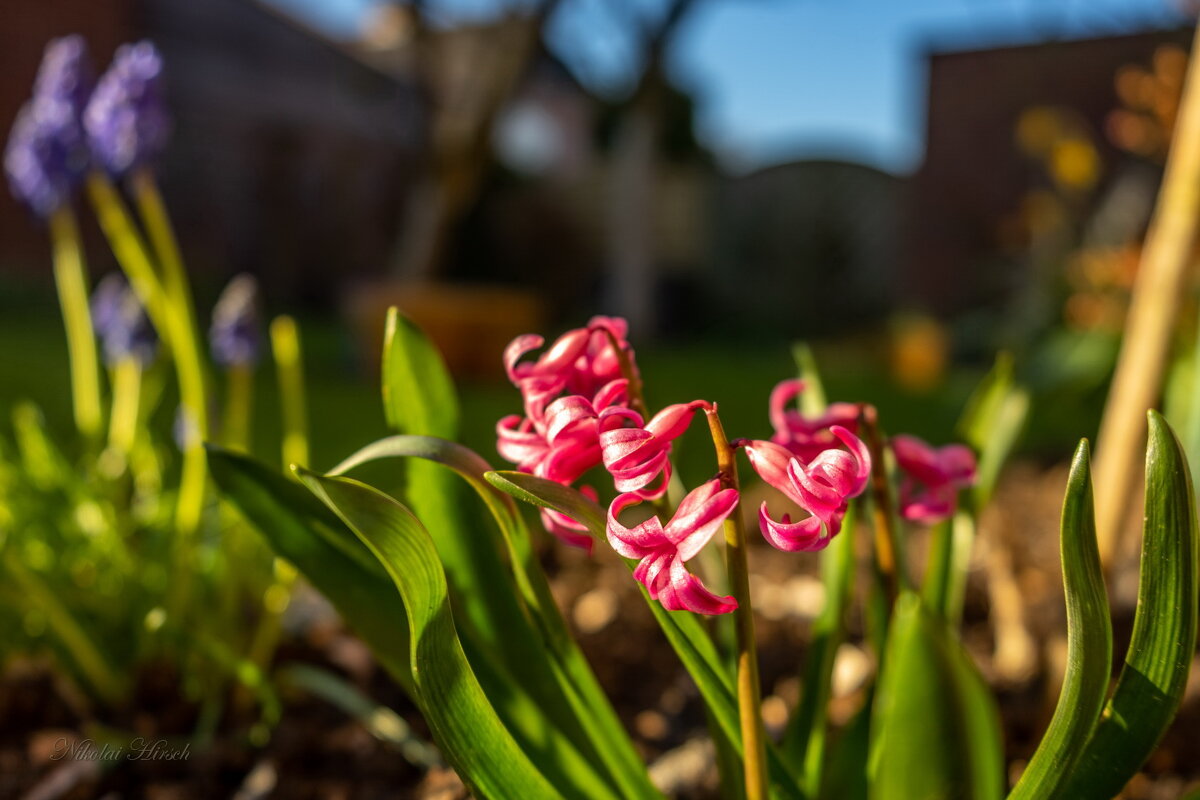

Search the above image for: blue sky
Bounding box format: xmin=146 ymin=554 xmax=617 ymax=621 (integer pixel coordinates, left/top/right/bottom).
xmin=267 ymin=0 xmax=1187 ymax=173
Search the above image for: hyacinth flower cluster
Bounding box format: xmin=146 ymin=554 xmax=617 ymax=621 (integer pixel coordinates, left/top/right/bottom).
xmin=91 ymin=273 xmax=158 ymax=367
xmin=497 ymin=318 xmax=880 ymax=615
xmin=5 ymin=36 xmax=169 ymax=220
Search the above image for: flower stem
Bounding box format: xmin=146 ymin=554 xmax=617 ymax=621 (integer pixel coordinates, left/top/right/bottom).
xmin=86 ymin=170 xmax=209 ymax=623
xmin=860 ymin=404 xmax=906 ymax=605
xmin=705 ymin=406 xmax=768 ymax=800
xmin=270 ymin=316 xmax=309 ymax=470
xmin=240 ymin=317 xmax=309 ymax=702
xmin=221 ymin=363 xmax=254 ymax=453
xmin=107 ymin=357 xmax=142 ymax=456
xmin=48 ymin=207 xmax=102 ymax=442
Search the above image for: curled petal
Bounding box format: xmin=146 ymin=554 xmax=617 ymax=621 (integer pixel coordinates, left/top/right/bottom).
xmin=758 ymin=503 xmax=839 ymax=552
xmin=539 ymin=438 xmax=602 ymax=486
xmin=544 ymin=395 xmax=599 ymax=443
xmin=496 ymin=415 xmax=546 ymax=470
xmin=541 ymin=507 xmax=594 ymax=552
xmin=830 ymin=425 xmax=872 ymax=495
xmin=591 ymin=378 xmax=629 ymax=413
xmin=633 ymin=461 xmax=671 ymax=501
xmin=540 ymin=328 xmax=591 ymax=374
xmin=769 ymin=379 xmax=804 ymax=435
xmin=644 ymin=400 xmax=708 ymax=441
xmin=744 ymin=439 xmax=804 ymax=503
xmin=938 ymin=444 xmax=978 ymax=485
xmin=606 ymin=493 xmax=666 ymax=559
xmin=666 ymin=479 xmax=739 ymax=560
xmin=657 ymin=557 xmax=736 ymax=615
xmin=504 ymin=334 xmax=544 ymax=383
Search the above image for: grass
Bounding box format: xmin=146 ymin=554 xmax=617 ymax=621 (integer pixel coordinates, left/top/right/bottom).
xmin=0 ymin=292 xmax=980 ymax=490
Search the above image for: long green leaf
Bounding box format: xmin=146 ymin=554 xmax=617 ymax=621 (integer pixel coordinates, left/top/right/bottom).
xmin=1061 ymin=411 xmax=1199 ymax=798
xmin=485 ymin=469 xmax=807 ymax=800
xmin=378 ymin=313 xmax=641 ymax=794
xmin=331 ymin=435 xmax=660 ymax=799
xmin=781 ymin=502 xmax=856 ymax=797
xmin=297 ymin=469 xmax=561 ymax=799
xmin=207 ymin=445 xmax=414 ymax=695
xmin=1009 ymin=440 xmax=1111 ymax=800
xmin=211 ymin=446 xmax=625 ymax=798
xmin=869 ymin=592 xmax=1003 ymax=800
xmin=783 ymin=343 xmax=854 ymax=796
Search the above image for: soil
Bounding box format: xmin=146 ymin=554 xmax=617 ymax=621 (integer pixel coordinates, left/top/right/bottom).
xmin=4 ymin=460 xmax=1199 ymax=799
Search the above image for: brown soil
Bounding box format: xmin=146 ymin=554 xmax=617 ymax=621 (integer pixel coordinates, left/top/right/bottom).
xmin=4 ymin=461 xmax=1199 ymax=799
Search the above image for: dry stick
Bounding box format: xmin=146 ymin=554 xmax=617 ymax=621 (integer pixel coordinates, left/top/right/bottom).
xmin=1094 ymin=20 xmax=1200 ymax=570
xmin=705 ymin=407 xmax=769 ymax=800
xmin=860 ymin=405 xmax=905 ymax=604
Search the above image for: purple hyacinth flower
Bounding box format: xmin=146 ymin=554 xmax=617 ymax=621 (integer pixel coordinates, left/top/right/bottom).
xmin=91 ymin=273 xmax=157 ymax=366
xmin=34 ymin=35 xmax=95 ymax=114
xmin=210 ymin=274 xmax=261 ymax=368
xmin=84 ymin=41 xmax=171 ymax=176
xmin=5 ymin=97 xmax=90 ymax=218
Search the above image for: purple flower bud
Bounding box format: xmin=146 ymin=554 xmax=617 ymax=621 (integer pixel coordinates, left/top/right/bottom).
xmin=210 ymin=274 xmax=262 ymax=368
xmin=91 ymin=273 xmax=157 ymax=366
xmin=34 ymin=36 xmax=95 ymax=115
xmin=4 ymin=97 xmax=90 ymax=218
xmin=84 ymin=41 xmax=170 ymax=175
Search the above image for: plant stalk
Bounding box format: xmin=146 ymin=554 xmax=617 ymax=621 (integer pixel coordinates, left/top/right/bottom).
xmin=860 ymin=404 xmax=906 ymax=604
xmin=48 ymin=207 xmax=103 ymax=441
xmin=107 ymin=357 xmax=142 ymax=456
xmin=86 ymin=171 xmax=209 ymax=621
xmin=705 ymin=406 xmax=768 ymax=800
xmin=1093 ymin=20 xmax=1200 ymax=570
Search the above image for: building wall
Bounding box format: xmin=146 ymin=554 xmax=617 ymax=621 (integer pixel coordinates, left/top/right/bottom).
xmin=0 ymin=0 xmax=136 ymax=275
xmin=2 ymin=0 xmax=423 ymax=306
xmin=905 ymin=27 xmax=1192 ymax=317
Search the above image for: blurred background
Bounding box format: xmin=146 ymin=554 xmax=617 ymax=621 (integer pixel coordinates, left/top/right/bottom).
xmin=1 ymin=0 xmax=1198 ymax=471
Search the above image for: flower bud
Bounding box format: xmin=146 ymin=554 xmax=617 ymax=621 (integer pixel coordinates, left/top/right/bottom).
xmin=84 ymin=41 xmax=170 ymax=175
xmin=209 ymin=274 xmax=261 ymax=368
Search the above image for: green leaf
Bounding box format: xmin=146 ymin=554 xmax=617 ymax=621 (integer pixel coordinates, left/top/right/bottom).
xmin=957 ymin=352 xmax=1029 ymax=507
xmin=485 ymin=469 xmax=806 ymax=800
xmin=869 ymin=592 xmax=1003 ymax=800
xmin=381 ymin=307 xmax=458 ymax=439
xmin=331 ymin=435 xmax=660 ymax=799
xmin=1060 ymin=411 xmax=1199 ymax=798
xmin=791 ymin=342 xmax=828 ymax=413
xmin=1009 ymin=440 xmax=1111 ymax=800
xmin=212 ymin=446 xmax=627 ymax=798
xmin=296 ymin=469 xmax=561 ymax=799
xmin=206 ymin=446 xmax=415 ymax=695
xmin=781 ymin=502 xmax=856 ymax=797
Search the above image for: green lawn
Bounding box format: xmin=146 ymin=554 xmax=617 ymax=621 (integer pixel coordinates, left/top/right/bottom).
xmin=0 ymin=294 xmax=979 ymax=489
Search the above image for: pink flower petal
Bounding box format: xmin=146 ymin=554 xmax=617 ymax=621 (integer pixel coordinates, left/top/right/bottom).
xmin=666 ymin=480 xmax=738 ymax=561
xmin=758 ymin=503 xmax=837 ymax=552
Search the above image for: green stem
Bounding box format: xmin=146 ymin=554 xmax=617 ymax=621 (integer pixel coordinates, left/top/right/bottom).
xmin=221 ymin=364 xmax=254 ymax=453
xmin=107 ymin=357 xmax=142 ymax=456
xmin=705 ymin=406 xmax=768 ymax=800
xmin=240 ymin=317 xmax=310 ymax=700
xmin=48 ymin=208 xmax=103 ymax=441
xmin=860 ymin=404 xmax=907 ymax=605
xmin=86 ymin=170 xmax=209 ymax=622
xmin=5 ymin=552 xmax=126 ymax=705
xmin=270 ymin=316 xmax=309 ymax=470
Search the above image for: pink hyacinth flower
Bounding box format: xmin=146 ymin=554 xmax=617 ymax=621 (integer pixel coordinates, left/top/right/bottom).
xmin=891 ymin=435 xmax=976 ymax=524
xmin=599 ymin=400 xmax=709 ymax=500
xmin=768 ymin=379 xmax=862 ymax=463
xmin=496 ymin=379 xmax=629 ymax=550
xmin=744 ymin=425 xmax=871 ymax=552
xmin=504 ymin=316 xmax=636 ymax=422
xmin=607 ymin=480 xmax=738 ymax=615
